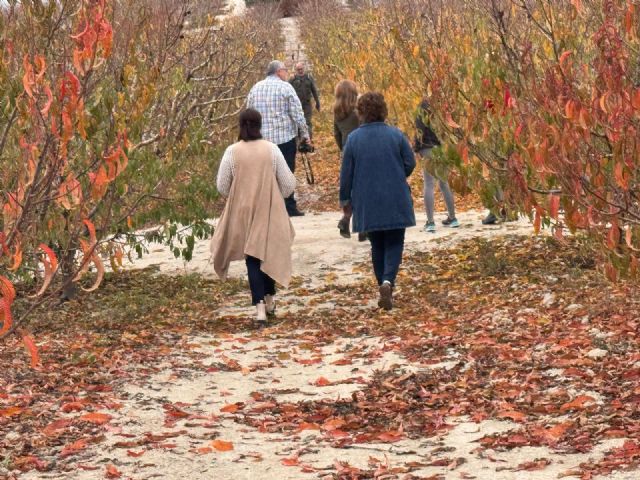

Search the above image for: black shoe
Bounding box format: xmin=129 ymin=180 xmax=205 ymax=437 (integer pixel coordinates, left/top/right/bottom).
xmin=482 ymin=212 xmax=498 ymax=225
xmin=442 ymin=216 xmax=460 ymax=227
xmin=338 ymin=218 xmax=351 ymax=238
xmin=358 ymin=232 xmax=368 ymax=242
xmin=288 ymin=209 xmax=305 ymax=217
xmin=378 ymin=281 xmax=393 ymax=310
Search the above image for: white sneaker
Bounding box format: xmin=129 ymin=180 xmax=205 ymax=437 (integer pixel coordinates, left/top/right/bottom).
xmin=256 ymin=301 xmax=267 ymax=323
xmin=264 ymin=295 xmax=275 ymax=316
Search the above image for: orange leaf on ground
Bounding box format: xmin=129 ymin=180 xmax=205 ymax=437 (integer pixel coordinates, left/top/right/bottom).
xmin=298 ymin=422 xmax=320 ymax=432
xmin=80 ymin=412 xmax=113 ymax=424
xmin=126 ymin=450 xmax=145 ymax=457
xmin=211 ymin=439 xmax=234 ymax=451
xmin=220 ymin=403 xmax=240 ymax=413
xmin=61 ymin=401 xmax=86 ymax=413
xmin=560 ymin=395 xmax=595 ymax=412
xmin=60 ymin=438 xmax=87 ymax=458
xmin=377 ymin=430 xmax=404 ymax=442
xmin=43 ymin=419 xmax=72 ymax=436
xmin=281 ymin=456 xmax=299 ymax=466
xmin=497 ymin=410 xmax=527 ymax=422
xmin=105 ymin=464 xmax=121 ymax=478
xmin=314 ymin=376 xmax=331 ymax=386
xmin=0 ymin=406 xmax=24 ymax=417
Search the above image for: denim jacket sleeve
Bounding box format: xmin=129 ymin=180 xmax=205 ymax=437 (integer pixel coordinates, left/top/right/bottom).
xmin=400 ymin=133 xmax=416 ymax=177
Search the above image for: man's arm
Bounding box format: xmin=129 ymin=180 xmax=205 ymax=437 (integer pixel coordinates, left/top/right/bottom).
xmin=310 ymin=75 xmax=320 ymax=110
xmin=286 ymin=84 xmax=310 ymax=141
xmin=246 ymin=86 xmax=256 ymax=109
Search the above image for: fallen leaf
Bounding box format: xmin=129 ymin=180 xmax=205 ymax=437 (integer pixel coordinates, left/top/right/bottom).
xmin=314 ymin=376 xmax=331 ymax=386
xmin=560 ymin=395 xmax=595 ymax=412
xmin=80 ymin=412 xmax=113 ymax=424
xmin=211 ymin=439 xmax=234 ymax=452
xmin=281 ymin=456 xmax=299 ymax=466
xmin=105 ymin=464 xmax=121 ymax=478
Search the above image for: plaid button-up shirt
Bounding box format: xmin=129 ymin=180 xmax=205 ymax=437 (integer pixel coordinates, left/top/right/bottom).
xmin=246 ymin=75 xmax=309 ymax=145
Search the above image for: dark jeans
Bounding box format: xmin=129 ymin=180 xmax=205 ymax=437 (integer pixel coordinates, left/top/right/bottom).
xmin=277 ymin=138 xmax=298 ymax=213
xmin=368 ymin=229 xmax=406 ymax=286
xmin=245 ymin=256 xmax=276 ymax=305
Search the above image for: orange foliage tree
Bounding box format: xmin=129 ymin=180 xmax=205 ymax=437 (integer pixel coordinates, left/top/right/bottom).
xmin=0 ymin=0 xmax=277 ymax=361
xmin=300 ymin=0 xmax=640 ymax=280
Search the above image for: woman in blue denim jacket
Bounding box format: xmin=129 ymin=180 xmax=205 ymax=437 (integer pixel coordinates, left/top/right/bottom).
xmin=339 ymin=92 xmax=416 ymax=310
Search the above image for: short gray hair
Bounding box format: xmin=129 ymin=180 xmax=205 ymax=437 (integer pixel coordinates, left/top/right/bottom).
xmin=267 ymin=60 xmax=286 ymax=76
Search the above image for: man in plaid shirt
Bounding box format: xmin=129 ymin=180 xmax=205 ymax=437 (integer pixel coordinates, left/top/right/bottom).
xmin=247 ymin=60 xmax=310 ymax=217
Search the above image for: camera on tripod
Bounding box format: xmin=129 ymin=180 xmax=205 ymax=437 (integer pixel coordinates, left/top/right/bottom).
xmin=298 ymin=141 xmax=315 ymax=153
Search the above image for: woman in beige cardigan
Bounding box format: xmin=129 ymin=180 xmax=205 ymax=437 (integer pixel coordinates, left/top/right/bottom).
xmin=210 ymin=108 xmax=296 ymax=325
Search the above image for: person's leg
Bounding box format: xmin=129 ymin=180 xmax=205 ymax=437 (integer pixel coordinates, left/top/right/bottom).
xmin=263 ymin=272 xmax=276 ymax=315
xmin=423 ymin=171 xmax=436 ymax=227
xmin=277 ymin=139 xmax=300 ymax=215
xmin=438 ymin=178 xmax=456 ymax=220
xmin=245 ymin=256 xmax=266 ymax=305
xmin=367 ymin=230 xmax=385 ymax=286
xmin=382 ymin=228 xmax=406 ymax=286
xmin=303 ymin=107 xmax=313 ymax=140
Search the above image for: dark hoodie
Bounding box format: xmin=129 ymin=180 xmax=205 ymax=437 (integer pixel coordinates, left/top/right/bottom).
xmin=413 ymin=99 xmax=441 ymax=151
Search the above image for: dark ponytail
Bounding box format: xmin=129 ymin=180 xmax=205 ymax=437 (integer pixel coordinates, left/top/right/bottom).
xmin=238 ymin=108 xmax=263 ymax=141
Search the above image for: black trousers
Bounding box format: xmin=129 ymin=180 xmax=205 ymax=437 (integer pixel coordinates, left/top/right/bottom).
xmin=367 ymin=229 xmax=406 ymax=286
xmin=245 ymin=256 xmax=276 ymax=305
xmin=277 ymin=138 xmax=298 ymax=213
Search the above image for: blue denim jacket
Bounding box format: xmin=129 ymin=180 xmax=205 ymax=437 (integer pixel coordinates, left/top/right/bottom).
xmin=339 ymin=122 xmax=416 ymax=232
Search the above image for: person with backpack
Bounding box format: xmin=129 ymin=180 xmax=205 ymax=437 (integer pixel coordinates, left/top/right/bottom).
xmin=414 ymin=98 xmax=459 ymax=232
xmin=333 ymin=79 xmax=366 ymax=242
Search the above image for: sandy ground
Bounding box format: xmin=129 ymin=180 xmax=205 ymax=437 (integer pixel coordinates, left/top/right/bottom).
xmin=24 ymin=210 xmax=623 ymax=480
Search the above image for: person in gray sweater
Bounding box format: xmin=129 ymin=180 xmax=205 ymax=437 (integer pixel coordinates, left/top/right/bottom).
xmin=333 ymin=80 xmax=365 ymax=241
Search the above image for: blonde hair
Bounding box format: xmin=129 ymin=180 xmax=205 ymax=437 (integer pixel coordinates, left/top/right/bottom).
xmin=333 ymin=80 xmax=358 ymax=121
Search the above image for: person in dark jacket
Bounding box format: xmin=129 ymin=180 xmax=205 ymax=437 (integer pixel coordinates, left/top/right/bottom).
xmin=414 ymin=98 xmax=458 ymax=232
xmin=289 ymin=62 xmax=320 ymax=140
xmin=333 ymin=79 xmax=365 ymax=241
xmin=340 ymin=92 xmax=416 ymax=310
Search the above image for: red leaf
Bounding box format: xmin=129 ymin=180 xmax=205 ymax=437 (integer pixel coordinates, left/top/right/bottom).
xmin=549 ymin=194 xmax=560 ymax=220
xmin=80 ymin=412 xmax=112 ymax=424
xmin=314 ymin=376 xmax=331 ymax=386
xmin=126 ymin=450 xmax=145 ymax=457
xmin=61 ymin=401 xmax=85 ymax=413
xmin=105 ymin=464 xmax=122 ymax=478
xmin=43 ymin=419 xmax=73 ymax=436
xmin=60 ymin=439 xmax=88 ymax=458
xmin=497 ymin=410 xmax=527 ymax=422
xmin=32 ymin=244 xmax=58 ymax=297
xmin=281 ymin=456 xmax=299 ymax=466
xmin=0 ymin=276 xmax=16 ymax=336
xmin=377 ymin=430 xmax=404 ymax=442
xmin=21 ymin=333 xmax=40 ymax=368
xmin=560 ymin=395 xmax=595 ymax=412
